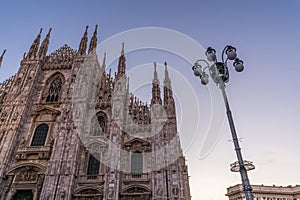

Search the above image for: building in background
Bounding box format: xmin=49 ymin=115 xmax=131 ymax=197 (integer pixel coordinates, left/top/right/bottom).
xmin=226 ymin=184 xmax=300 ymax=200
xmin=0 ymin=26 xmax=191 ymax=200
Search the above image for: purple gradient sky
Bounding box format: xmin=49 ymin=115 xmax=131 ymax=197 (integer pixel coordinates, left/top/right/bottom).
xmin=1 ymin=1 xmax=300 ymax=199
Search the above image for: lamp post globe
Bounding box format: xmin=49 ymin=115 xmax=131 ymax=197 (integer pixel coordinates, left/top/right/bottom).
xmin=225 ymin=46 xmax=237 ymax=60
xmin=200 ymin=73 xmax=209 ymax=85
xmin=193 ymin=65 xmax=202 ymax=76
xmin=234 ymin=58 xmax=245 ymax=72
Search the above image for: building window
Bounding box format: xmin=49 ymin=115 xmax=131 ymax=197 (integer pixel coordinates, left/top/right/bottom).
xmin=46 ymin=76 xmax=63 ymax=102
xmin=31 ymin=124 xmax=49 ymax=146
xmin=87 ymin=153 xmax=100 ymax=176
xmin=98 ymin=116 xmax=106 ymax=133
xmin=131 ymin=151 xmax=143 ymax=174
xmin=13 ymin=190 xmax=33 ymax=200
xmin=90 ymin=115 xmax=106 ymax=136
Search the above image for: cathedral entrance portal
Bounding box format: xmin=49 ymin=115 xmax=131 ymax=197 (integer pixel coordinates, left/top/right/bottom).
xmin=13 ymin=190 xmax=33 ymax=200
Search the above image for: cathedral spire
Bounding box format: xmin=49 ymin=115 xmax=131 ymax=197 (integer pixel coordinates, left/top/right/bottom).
xmin=164 ymin=62 xmax=171 ymax=88
xmin=27 ymin=28 xmax=42 ymax=59
xmin=100 ymin=53 xmax=107 ymax=87
xmin=102 ymin=52 xmax=106 ymax=69
xmin=100 ymin=52 xmax=106 ymax=80
xmin=151 ymin=62 xmax=162 ymax=105
xmin=121 ymin=42 xmax=125 ymax=56
xmin=0 ymin=49 xmax=6 ymax=68
xmin=163 ymin=62 xmax=175 ymax=106
xmin=127 ymin=77 xmax=130 ymax=91
xmin=116 ymin=42 xmax=126 ymax=79
xmin=153 ymin=62 xmax=159 ymax=84
xmin=78 ymin=26 xmax=89 ymax=56
xmin=38 ymin=28 xmax=52 ymax=60
xmin=88 ymin=25 xmax=98 ymax=54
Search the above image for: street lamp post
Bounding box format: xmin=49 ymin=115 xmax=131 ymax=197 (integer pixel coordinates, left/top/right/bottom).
xmin=192 ymin=46 xmax=255 ymax=200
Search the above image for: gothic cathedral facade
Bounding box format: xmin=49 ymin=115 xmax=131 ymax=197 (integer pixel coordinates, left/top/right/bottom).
xmin=0 ymin=26 xmax=191 ymax=200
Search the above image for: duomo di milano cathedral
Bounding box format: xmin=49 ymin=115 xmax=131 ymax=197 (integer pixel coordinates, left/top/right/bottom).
xmin=0 ymin=25 xmax=191 ymax=200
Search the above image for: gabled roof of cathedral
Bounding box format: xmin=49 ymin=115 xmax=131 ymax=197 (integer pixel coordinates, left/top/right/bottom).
xmin=46 ymin=44 xmax=76 ymax=65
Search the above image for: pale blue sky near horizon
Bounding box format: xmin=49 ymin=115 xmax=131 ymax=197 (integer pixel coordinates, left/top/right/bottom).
xmin=1 ymin=1 xmax=300 ymax=199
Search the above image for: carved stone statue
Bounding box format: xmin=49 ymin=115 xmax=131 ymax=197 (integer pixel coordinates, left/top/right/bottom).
xmin=20 ymin=136 xmax=26 ymax=147
xmin=48 ymin=136 xmax=54 ymax=146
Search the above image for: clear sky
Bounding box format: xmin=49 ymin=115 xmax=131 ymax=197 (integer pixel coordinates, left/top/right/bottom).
xmin=1 ymin=1 xmax=300 ymax=199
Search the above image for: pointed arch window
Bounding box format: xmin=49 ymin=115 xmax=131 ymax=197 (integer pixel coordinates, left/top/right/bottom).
xmin=46 ymin=76 xmax=63 ymax=102
xmin=90 ymin=115 xmax=106 ymax=136
xmin=31 ymin=124 xmax=49 ymax=146
xmin=131 ymin=151 xmax=143 ymax=174
xmin=87 ymin=153 xmax=100 ymax=176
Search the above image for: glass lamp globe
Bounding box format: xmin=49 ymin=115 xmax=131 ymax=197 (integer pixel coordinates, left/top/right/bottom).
xmin=226 ymin=46 xmax=237 ymax=60
xmin=200 ymin=73 xmax=209 ymax=85
xmin=207 ymin=53 xmax=216 ymax=62
xmin=206 ymin=47 xmax=217 ymax=62
xmin=233 ymin=59 xmax=244 ymax=72
xmin=235 ymin=63 xmax=244 ymax=72
xmin=193 ymin=65 xmax=202 ymax=76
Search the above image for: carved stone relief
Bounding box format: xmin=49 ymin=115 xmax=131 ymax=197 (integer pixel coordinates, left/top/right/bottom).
xmin=15 ymin=170 xmax=38 ymax=182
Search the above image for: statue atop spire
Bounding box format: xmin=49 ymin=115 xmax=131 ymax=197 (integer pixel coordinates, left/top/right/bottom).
xmin=88 ymin=25 xmax=98 ymax=54
xmin=27 ymin=28 xmax=42 ymax=59
xmin=38 ymin=28 xmax=52 ymax=60
xmin=0 ymin=49 xmax=6 ymax=68
xmin=151 ymin=62 xmax=162 ymax=105
xmin=78 ymin=26 xmax=89 ymax=56
xmin=116 ymin=42 xmax=126 ymax=79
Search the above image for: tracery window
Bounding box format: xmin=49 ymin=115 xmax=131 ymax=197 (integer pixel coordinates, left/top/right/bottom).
xmin=31 ymin=124 xmax=49 ymax=146
xmin=87 ymin=153 xmax=100 ymax=176
xmin=131 ymin=151 xmax=143 ymax=174
xmin=46 ymin=76 xmax=63 ymax=102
